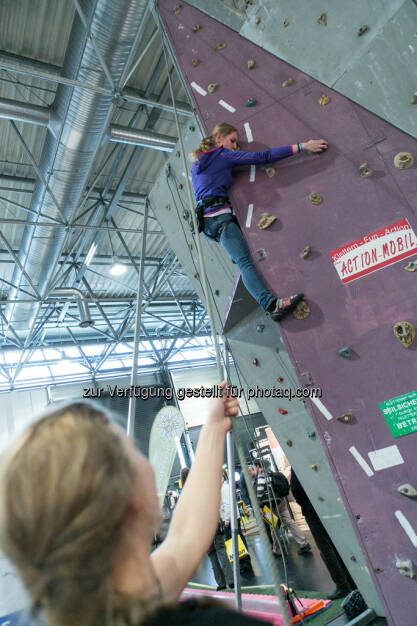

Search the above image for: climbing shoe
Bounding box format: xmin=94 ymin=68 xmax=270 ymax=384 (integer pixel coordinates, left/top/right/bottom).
xmin=269 ymin=294 xmax=304 ymax=322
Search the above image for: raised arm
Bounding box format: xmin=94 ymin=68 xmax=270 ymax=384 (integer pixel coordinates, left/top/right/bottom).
xmin=220 ymin=138 xmax=328 ymax=167
xmin=151 ymin=382 xmax=238 ymax=600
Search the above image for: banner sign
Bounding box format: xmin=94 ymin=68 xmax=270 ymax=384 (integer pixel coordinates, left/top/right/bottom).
xmin=379 ymin=390 xmax=417 ymax=438
xmin=330 ymin=219 xmax=417 ymax=284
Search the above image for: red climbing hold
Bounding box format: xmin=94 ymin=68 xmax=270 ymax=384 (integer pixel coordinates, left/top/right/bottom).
xmin=276 ymin=377 xmax=284 ymax=382
xmin=278 ymin=408 xmax=288 ymax=415
xmin=178 ymin=184 xmax=183 ymax=189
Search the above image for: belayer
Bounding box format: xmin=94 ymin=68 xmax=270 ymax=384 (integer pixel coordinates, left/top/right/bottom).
xmin=190 ymin=123 xmax=327 ymax=321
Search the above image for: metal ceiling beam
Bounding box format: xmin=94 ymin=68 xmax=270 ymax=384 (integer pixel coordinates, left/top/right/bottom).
xmin=0 ymin=56 xmax=193 ymax=117
xmin=0 ymin=173 xmax=148 ymax=205
xmin=0 ymin=218 xmax=163 ymax=234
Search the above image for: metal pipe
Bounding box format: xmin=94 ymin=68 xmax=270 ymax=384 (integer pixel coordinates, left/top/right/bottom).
xmin=108 ymin=125 xmax=177 ymax=151
xmin=127 ymin=200 xmax=149 ymax=437
xmin=0 ymin=97 xmax=50 ymax=127
xmin=48 ymin=288 xmax=94 ymax=328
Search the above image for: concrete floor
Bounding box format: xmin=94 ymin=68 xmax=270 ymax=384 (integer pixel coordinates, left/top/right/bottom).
xmin=192 ymin=529 xmax=336 ymax=595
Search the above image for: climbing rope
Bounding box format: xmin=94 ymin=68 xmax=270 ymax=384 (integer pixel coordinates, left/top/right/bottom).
xmin=152 ymin=9 xmax=293 ymax=624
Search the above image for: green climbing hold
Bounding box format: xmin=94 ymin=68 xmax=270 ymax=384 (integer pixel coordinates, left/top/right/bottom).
xmin=189 ymin=125 xmax=195 ymax=132
xmin=183 ymin=209 xmax=190 ymax=221
xmin=246 ymin=98 xmax=257 ymax=107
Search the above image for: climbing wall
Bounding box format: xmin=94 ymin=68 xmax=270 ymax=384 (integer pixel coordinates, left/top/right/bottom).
xmin=157 ymin=2 xmax=417 ymax=624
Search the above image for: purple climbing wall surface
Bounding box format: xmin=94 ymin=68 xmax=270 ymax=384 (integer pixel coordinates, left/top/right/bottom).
xmin=158 ymin=3 xmax=417 ymax=624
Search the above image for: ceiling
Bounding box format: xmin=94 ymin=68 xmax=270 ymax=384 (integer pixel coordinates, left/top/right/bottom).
xmin=0 ymin=0 xmax=218 ymax=391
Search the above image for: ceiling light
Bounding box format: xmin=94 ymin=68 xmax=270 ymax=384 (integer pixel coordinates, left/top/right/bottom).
xmin=110 ymin=259 xmax=127 ymax=276
xmin=84 ymin=243 xmax=97 ymax=266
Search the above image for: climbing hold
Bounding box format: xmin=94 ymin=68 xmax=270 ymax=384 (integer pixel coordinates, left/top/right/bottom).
xmin=256 ymin=324 xmax=265 ymax=333
xmin=256 ymin=248 xmax=267 ymax=261
xmin=253 ymin=358 xmax=259 ymax=366
xmin=178 ymin=183 xmax=183 ymax=190
xmin=311 ymin=464 xmax=318 ymax=471
xmin=215 ymin=42 xmax=226 ymax=51
xmin=192 ymin=24 xmax=202 ymax=32
xmin=215 ymin=289 xmax=220 ymax=296
xmin=166 ymin=204 xmax=171 ymax=211
xmin=359 ymin=163 xmax=373 ymax=178
xmin=188 ymin=243 xmax=193 ymax=250
xmin=276 ymin=377 xmax=284 ymax=382
xmin=245 ymin=97 xmax=257 ymax=107
xmin=173 ymin=4 xmax=182 ymax=14
xmin=309 ymin=192 xmax=322 ymax=205
xmin=318 ymin=13 xmax=327 ymax=26
xmin=191 ymin=58 xmax=200 ymax=67
xmin=404 ymin=261 xmax=417 ymax=272
xmin=189 ymin=125 xmax=195 ymax=132
xmin=398 ymin=483 xmax=417 ymax=498
xmin=247 ymin=59 xmax=255 ymax=70
xmin=207 ymin=83 xmax=219 ymax=94
xmin=350 ymin=556 xmax=357 ymax=562
xmin=393 ymin=152 xmax=414 ymax=169
xmin=337 ymin=413 xmax=355 ymax=424
xmin=281 ymin=78 xmax=294 ymax=88
xmin=318 ymin=496 xmax=324 ymax=502
xmin=278 ymin=408 xmax=288 ymax=415
xmin=358 ymin=25 xmax=370 ymax=36
xmin=318 ymin=94 xmax=330 ymax=106
xmin=338 ymin=346 xmax=354 ymax=359
xmin=193 ymin=272 xmax=199 ymax=280
xmin=373 ymin=568 xmax=384 ymax=574
xmin=293 ymin=301 xmax=310 ymax=320
xmin=307 ymin=431 xmax=316 ymax=439
xmin=176 ymin=151 xmax=181 ymax=157
xmin=283 ymin=18 xmax=290 ymax=27
xmin=257 ymin=213 xmax=277 ymax=230
xmin=182 ymin=208 xmax=189 ymax=220
xmin=300 ymin=246 xmax=312 ymax=260
xmin=411 ymin=93 xmax=417 ymax=104
xmin=265 ymin=167 xmax=276 ymax=178
xmin=396 ymin=558 xmax=416 ymax=579
xmin=286 ymin=440 xmax=293 ymax=447
xmin=393 ymin=321 xmax=415 ymax=348
xmin=255 ymin=16 xmax=261 ymax=25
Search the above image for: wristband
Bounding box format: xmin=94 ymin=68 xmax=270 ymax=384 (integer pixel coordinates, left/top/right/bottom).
xmin=298 ymin=143 xmax=304 ymax=153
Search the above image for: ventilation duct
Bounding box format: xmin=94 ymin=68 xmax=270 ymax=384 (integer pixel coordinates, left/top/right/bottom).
xmin=5 ymin=0 xmax=149 ymax=333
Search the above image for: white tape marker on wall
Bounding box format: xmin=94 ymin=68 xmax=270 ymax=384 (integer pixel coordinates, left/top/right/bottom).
xmin=395 ymin=510 xmax=417 ymax=547
xmin=218 ymin=100 xmax=236 ymax=113
xmin=310 ymin=397 xmax=333 ymax=421
xmin=244 ymin=122 xmax=253 ymax=143
xmin=349 ymin=446 xmax=374 ymax=477
xmin=246 ymin=204 xmax=254 ymax=228
xmin=191 ymin=82 xmax=207 ymax=96
xmin=368 ymin=445 xmax=404 ymax=471
xmin=250 ymin=164 xmax=256 ymax=182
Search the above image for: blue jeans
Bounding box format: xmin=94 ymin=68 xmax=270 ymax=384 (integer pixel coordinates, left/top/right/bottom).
xmin=203 ymin=214 xmax=275 ymax=310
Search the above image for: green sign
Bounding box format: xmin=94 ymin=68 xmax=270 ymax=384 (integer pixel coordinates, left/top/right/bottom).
xmin=379 ymin=390 xmax=417 ymax=438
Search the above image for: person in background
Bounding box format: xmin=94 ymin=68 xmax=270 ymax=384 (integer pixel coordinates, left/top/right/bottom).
xmin=0 ymin=384 xmax=269 ymax=625
xmin=220 ymin=473 xmax=253 ymax=577
xmin=190 ymin=122 xmax=327 ymax=322
xmin=290 ymin=470 xmax=356 ymax=600
xmin=251 ymin=459 xmax=311 ymax=556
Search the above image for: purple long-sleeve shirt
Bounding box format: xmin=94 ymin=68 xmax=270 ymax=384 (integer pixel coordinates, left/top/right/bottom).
xmin=191 ymin=144 xmax=294 ymax=216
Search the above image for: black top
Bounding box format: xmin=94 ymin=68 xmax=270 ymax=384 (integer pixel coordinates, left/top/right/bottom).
xmin=143 ymin=599 xmax=268 ymax=625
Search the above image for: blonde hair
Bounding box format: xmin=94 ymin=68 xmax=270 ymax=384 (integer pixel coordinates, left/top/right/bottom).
xmin=0 ymin=402 xmax=144 ymax=626
xmin=190 ymin=122 xmax=237 ymax=161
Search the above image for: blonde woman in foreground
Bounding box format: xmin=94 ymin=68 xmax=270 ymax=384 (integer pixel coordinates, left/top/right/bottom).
xmin=0 ymin=383 xmax=268 ymax=626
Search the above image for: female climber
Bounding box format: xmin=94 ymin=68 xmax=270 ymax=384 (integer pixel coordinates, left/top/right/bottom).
xmin=190 ymin=122 xmax=328 ymax=321
xmin=0 ymin=387 xmax=268 ymax=625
